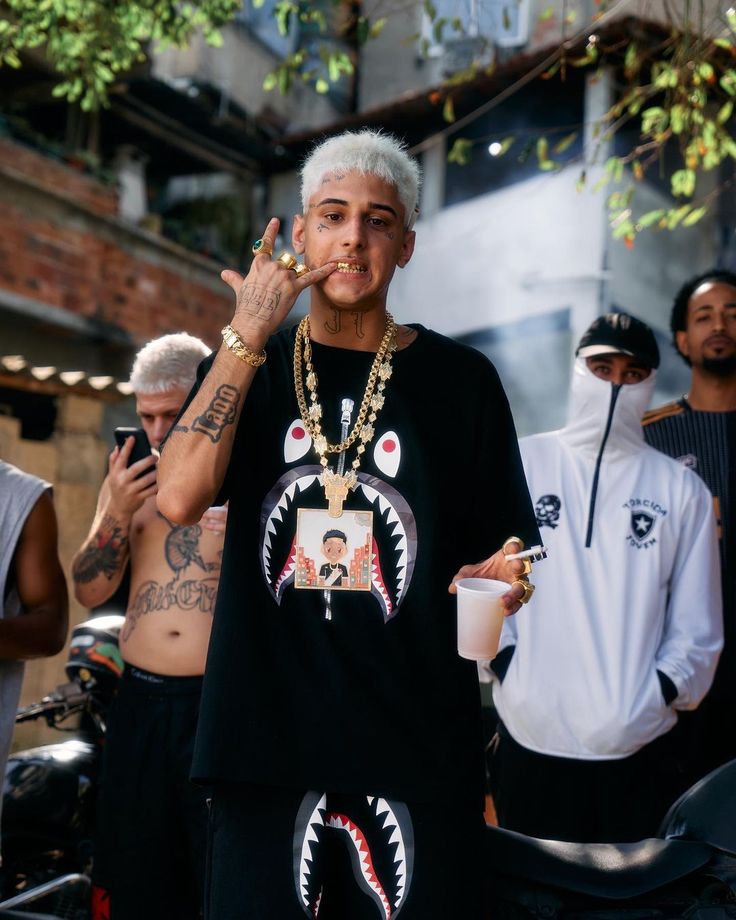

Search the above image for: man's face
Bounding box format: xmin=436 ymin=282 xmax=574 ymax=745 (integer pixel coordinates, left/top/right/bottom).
xmin=135 ymin=387 xmax=190 ymax=450
xmin=585 ymin=354 xmax=651 ymax=385
xmin=323 ymin=537 xmax=347 ymax=563
xmin=292 ymin=171 xmax=415 ymax=312
xmin=676 ymin=281 xmax=736 ymax=374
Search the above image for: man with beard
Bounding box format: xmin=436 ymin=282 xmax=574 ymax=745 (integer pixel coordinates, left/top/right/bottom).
xmin=643 ymin=270 xmax=736 ymax=777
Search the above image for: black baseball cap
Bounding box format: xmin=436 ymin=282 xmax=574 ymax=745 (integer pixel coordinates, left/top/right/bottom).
xmin=576 ymin=312 xmax=660 ymax=369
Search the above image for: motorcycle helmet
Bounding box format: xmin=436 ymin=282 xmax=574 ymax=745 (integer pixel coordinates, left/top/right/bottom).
xmin=65 ymin=614 xmax=125 ymax=699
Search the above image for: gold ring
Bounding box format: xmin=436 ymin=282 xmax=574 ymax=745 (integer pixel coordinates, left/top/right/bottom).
xmin=512 ymin=579 xmax=535 ymax=605
xmin=251 ymin=238 xmax=273 ymax=257
xmin=519 ymin=558 xmax=533 ymax=576
xmin=294 ymin=263 xmax=310 ymax=278
xmin=276 ymin=251 xmax=298 ymax=271
xmin=502 ymin=536 xmax=525 ymax=555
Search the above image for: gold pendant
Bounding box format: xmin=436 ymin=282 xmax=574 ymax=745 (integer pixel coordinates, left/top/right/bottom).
xmin=321 ymin=468 xmax=358 ymax=518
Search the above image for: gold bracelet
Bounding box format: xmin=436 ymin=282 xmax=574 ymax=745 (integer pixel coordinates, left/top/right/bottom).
xmin=221 ymin=325 xmax=267 ymax=367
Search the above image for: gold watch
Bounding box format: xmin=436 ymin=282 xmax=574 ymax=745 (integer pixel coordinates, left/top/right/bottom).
xmin=221 ymin=325 xmax=267 ymax=367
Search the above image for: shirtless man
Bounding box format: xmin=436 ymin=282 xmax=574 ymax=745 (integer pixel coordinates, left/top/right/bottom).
xmin=72 ymin=333 xmax=221 ymax=920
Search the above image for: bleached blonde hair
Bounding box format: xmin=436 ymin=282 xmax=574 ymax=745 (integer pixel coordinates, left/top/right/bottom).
xmin=300 ymin=129 xmax=421 ymax=229
xmin=128 ymin=333 xmax=210 ymax=394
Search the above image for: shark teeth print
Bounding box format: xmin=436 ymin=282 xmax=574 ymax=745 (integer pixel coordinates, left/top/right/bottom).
xmin=294 ymin=793 xmax=414 ymax=919
xmin=299 ymin=792 xmax=326 ymax=915
xmin=260 ymin=467 xmax=417 ymax=619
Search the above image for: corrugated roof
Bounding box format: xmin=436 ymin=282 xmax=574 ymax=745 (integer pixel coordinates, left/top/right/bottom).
xmin=0 ymin=355 xmax=132 ymax=399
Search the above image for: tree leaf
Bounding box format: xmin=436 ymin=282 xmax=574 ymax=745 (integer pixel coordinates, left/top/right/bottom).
xmin=682 ymin=206 xmax=708 ymax=226
xmin=553 ymin=131 xmax=577 ymax=154
xmin=447 ymin=138 xmax=473 ymax=165
xmin=637 ymin=209 xmax=665 ymax=228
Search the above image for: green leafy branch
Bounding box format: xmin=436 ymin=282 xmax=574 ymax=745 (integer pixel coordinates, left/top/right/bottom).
xmin=443 ymin=5 xmax=736 ymax=244
xmin=259 ymin=0 xmax=385 ymax=96
xmin=0 ymin=0 xmax=242 ymax=110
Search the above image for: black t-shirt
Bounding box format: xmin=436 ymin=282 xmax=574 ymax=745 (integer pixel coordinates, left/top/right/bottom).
xmin=188 ymin=324 xmax=538 ymax=805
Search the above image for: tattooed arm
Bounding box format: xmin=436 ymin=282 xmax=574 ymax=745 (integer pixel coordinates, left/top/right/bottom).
xmin=158 ymin=217 xmax=335 ymax=525
xmin=72 ymin=437 xmax=157 ymax=607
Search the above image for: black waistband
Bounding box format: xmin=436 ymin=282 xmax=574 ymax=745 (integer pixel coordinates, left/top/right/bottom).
xmin=122 ymin=665 xmax=203 ymax=695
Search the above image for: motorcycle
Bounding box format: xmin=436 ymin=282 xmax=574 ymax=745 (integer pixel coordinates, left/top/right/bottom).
xmin=0 ymin=615 xmax=124 ymax=920
xmin=485 ymin=756 xmax=736 ymax=918
xmin=2 ymin=617 xmax=734 ymax=920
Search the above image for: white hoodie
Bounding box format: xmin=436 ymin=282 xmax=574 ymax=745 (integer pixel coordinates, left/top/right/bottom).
xmin=492 ymin=359 xmax=723 ymax=760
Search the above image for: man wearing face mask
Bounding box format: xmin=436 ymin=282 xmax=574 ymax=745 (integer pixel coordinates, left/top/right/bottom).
xmin=488 ymin=312 xmax=723 ymax=844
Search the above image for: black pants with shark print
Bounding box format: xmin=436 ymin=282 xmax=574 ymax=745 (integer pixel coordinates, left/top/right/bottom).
xmin=204 ymin=783 xmax=485 ymax=919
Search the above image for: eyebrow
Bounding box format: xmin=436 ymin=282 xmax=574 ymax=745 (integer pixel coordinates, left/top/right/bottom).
xmin=313 ymin=198 xmax=399 ymax=219
xmin=693 ymin=301 xmax=736 ymax=311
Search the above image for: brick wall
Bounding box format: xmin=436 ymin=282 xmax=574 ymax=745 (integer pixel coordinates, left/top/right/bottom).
xmin=0 ymin=136 xmax=235 ymax=348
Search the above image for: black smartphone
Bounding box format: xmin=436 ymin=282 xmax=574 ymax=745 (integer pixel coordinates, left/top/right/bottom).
xmin=114 ymin=427 xmax=154 ymax=473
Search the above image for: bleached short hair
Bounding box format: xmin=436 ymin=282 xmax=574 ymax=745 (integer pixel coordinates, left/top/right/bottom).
xmin=128 ymin=333 xmax=210 ymax=395
xmin=300 ymin=129 xmax=421 ymax=229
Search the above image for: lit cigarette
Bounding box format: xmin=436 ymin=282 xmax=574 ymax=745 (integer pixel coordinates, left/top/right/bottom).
xmin=504 ymin=544 xmax=548 ymax=562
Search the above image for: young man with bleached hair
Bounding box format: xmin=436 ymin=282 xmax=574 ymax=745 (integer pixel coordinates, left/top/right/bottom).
xmin=158 ymin=130 xmax=539 ymax=918
xmin=73 ymin=332 xmax=226 ymax=920
xmin=489 ymin=313 xmax=723 ymax=844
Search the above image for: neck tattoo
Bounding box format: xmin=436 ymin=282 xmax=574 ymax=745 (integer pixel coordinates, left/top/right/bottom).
xmin=294 ymin=313 xmax=397 ymax=517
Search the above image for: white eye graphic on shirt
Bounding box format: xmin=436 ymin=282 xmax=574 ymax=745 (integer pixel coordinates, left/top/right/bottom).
xmin=284 ymin=419 xmax=312 ymax=463
xmin=373 ymin=430 xmax=401 ymax=478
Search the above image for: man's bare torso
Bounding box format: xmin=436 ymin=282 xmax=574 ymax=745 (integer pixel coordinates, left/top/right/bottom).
xmin=121 ymin=494 xmax=223 ymax=675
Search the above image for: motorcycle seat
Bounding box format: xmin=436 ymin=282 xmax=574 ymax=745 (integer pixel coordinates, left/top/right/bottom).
xmin=485 ymin=824 xmax=713 ymax=899
xmin=659 ymin=757 xmax=736 ymax=856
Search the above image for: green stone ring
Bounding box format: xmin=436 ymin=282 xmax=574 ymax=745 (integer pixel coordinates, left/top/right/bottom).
xmin=251 ymin=238 xmax=273 ymax=257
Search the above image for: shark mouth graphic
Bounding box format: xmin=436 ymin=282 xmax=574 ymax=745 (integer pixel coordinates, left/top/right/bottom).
xmin=294 ymin=791 xmax=414 ymax=919
xmin=260 ymin=466 xmax=417 ymax=622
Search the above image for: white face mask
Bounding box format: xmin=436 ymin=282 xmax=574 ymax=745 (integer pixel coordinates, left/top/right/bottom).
xmin=560 ymin=357 xmax=657 ymax=458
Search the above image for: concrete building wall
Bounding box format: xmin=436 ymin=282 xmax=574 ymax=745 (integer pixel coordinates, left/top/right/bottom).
xmin=153 ymin=27 xmax=340 ymax=133
xmin=357 ymin=0 xmax=726 ymax=110
xmin=388 ymin=165 xmax=606 ymax=434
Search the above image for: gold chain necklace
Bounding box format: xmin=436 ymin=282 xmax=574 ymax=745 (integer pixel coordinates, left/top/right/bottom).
xmin=294 ymin=313 xmax=397 ymax=517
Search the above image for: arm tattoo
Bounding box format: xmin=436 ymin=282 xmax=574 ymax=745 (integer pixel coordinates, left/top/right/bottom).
xmin=238 ymin=283 xmax=281 ymax=319
xmin=172 ymin=424 xmax=188 ymax=433
xmin=324 ymin=309 xmax=342 ymax=335
xmin=72 ymin=514 xmax=128 ymax=584
xmin=352 ymin=311 xmax=365 ymax=338
xmin=192 ymin=384 xmax=240 ymax=443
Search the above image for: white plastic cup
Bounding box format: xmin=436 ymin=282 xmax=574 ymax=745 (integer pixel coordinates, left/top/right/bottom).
xmin=455 ymin=578 xmax=508 ymax=661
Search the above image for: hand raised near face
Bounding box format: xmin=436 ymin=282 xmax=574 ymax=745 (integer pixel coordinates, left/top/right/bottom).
xmin=106 ymin=437 xmax=159 ymax=520
xmin=220 ymin=218 xmax=337 ymax=349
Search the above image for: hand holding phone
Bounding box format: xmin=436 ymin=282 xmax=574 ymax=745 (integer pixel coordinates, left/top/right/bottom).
xmin=114 ymin=427 xmax=155 ymax=477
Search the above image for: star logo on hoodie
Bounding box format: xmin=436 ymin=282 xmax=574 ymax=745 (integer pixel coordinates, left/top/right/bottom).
xmin=623 ymin=498 xmax=667 ymax=549
xmin=631 ymin=512 xmax=655 ymax=540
